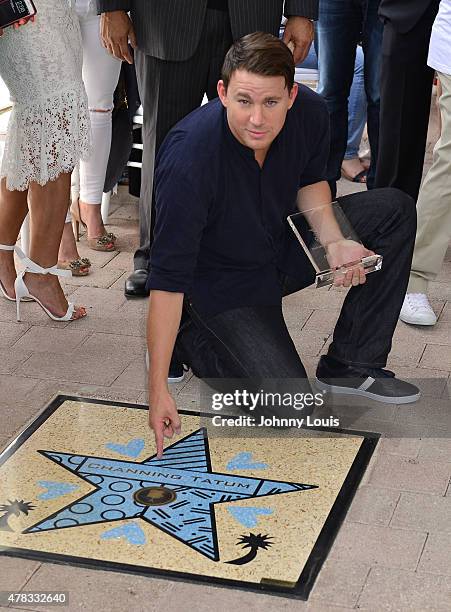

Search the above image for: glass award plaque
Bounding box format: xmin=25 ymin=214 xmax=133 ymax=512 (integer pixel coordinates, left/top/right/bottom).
xmin=287 ymin=201 xmax=383 ymax=288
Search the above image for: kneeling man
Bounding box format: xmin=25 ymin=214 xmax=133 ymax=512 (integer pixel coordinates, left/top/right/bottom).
xmin=146 ymin=32 xmax=419 ymax=454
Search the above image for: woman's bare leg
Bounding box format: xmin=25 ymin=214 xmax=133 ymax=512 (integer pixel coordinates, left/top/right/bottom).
xmin=0 ymin=178 xmax=29 ymax=297
xmin=341 ymin=158 xmax=367 ymax=182
xmin=79 ymin=200 xmax=106 ymax=238
xmin=58 ymin=221 xmax=87 ymax=263
xmin=25 ymin=172 xmax=85 ymax=318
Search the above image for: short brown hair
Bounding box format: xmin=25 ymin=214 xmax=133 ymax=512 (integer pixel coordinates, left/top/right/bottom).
xmin=221 ymin=32 xmax=295 ymax=91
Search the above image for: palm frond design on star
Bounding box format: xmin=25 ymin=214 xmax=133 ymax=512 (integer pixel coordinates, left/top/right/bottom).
xmin=24 ymin=428 xmax=317 ymax=561
xmin=227 ymin=533 xmax=274 ymax=565
xmin=0 ymin=500 xmax=36 ymax=532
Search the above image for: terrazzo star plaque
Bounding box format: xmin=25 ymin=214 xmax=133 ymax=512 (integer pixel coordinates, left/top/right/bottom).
xmin=0 ymin=396 xmax=377 ymax=600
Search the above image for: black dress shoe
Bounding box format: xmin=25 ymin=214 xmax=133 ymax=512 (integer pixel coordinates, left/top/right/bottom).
xmin=124 ymin=269 xmax=149 ymax=297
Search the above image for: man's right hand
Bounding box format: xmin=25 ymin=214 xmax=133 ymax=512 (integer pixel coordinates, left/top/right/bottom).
xmin=100 ymin=10 xmax=137 ymax=64
xmin=149 ymin=390 xmax=182 ymax=458
xmin=1 ymin=14 xmax=35 ymax=35
xmin=326 ymin=239 xmax=375 ymax=288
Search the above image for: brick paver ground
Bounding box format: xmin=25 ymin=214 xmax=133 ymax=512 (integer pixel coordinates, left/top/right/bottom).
xmin=1 ymin=95 xmax=450 ymax=611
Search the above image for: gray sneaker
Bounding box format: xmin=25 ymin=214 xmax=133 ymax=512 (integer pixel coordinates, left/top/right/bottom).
xmin=145 ymin=350 xmax=186 ymax=383
xmin=315 ymin=355 xmax=421 ymax=404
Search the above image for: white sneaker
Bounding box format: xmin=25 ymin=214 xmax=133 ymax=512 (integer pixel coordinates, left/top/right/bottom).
xmin=399 ymin=293 xmax=437 ymax=326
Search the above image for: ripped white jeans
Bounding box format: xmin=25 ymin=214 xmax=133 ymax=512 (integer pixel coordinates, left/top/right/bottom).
xmin=68 ymin=0 xmax=121 ymax=219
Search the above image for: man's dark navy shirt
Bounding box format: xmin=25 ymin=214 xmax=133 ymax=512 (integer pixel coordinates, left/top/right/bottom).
xmin=148 ymin=85 xmax=330 ymax=318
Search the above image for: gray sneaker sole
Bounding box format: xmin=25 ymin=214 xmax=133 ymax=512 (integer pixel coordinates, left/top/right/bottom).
xmin=399 ymin=312 xmax=437 ymax=326
xmin=167 ymin=373 xmax=185 ymax=384
xmin=314 ymin=378 xmax=421 ymax=404
xmin=145 ymin=350 xmax=186 ymax=384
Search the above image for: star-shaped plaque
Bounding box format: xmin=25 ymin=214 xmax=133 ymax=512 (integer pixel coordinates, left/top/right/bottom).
xmin=25 ymin=428 xmax=317 ymax=560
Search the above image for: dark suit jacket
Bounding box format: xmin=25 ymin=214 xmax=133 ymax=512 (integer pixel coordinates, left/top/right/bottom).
xmin=378 ymin=0 xmax=437 ymax=33
xmin=96 ymin=0 xmax=318 ymax=60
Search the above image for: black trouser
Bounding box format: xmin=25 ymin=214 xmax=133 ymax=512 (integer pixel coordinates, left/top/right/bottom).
xmin=175 ymin=188 xmax=416 ymax=378
xmin=134 ymin=9 xmax=233 ymax=270
xmin=374 ymin=1 xmax=439 ymax=201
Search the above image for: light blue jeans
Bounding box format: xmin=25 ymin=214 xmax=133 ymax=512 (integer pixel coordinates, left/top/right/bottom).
xmin=299 ymin=44 xmax=366 ymax=160
xmin=315 ymin=0 xmax=383 ymax=190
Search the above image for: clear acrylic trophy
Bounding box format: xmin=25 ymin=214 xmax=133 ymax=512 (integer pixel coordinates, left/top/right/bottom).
xmin=287 ymin=201 xmax=383 ymax=288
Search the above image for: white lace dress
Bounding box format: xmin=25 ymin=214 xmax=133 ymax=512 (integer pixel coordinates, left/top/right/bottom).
xmin=0 ymin=0 xmax=91 ymax=191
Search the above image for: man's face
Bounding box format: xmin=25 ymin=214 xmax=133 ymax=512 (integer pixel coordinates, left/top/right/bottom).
xmin=217 ymin=69 xmax=298 ymax=163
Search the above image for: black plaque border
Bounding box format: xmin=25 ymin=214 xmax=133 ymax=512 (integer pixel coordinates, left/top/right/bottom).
xmin=0 ymin=395 xmax=379 ymax=600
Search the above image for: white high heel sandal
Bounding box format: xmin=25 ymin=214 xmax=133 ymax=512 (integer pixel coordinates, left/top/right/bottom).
xmin=0 ymin=243 xmax=32 ymax=302
xmin=14 ymin=254 xmax=83 ymax=322
xmin=0 ymin=243 xmax=16 ymax=301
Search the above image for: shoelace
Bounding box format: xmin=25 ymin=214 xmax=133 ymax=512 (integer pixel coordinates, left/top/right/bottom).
xmin=406 ymin=293 xmax=433 ymax=311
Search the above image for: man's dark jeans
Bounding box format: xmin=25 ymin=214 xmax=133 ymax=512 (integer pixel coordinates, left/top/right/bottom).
xmin=316 ymin=0 xmax=383 ymax=195
xmin=175 ymin=189 xmax=416 ymax=379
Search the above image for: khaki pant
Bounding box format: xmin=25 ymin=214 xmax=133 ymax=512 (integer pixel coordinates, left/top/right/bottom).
xmin=408 ymin=70 xmax=451 ymax=293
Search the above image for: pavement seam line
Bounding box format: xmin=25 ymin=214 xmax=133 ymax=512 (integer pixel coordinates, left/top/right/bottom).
xmin=13 ymin=561 xmax=42 ymax=595
xmin=414 ymin=531 xmax=430 ymax=572
xmin=387 ymin=491 xmax=402 ymax=527
xmin=444 ymin=478 xmax=451 ymax=497
xmin=354 ymin=565 xmax=373 ymax=609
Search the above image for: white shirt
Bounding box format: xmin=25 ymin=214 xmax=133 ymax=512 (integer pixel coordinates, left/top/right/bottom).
xmin=428 ymin=0 xmax=451 ymax=75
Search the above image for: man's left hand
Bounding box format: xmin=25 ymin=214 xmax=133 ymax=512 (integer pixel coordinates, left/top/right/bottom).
xmin=283 ymin=16 xmax=314 ymax=64
xmin=326 ymin=240 xmax=375 ymax=288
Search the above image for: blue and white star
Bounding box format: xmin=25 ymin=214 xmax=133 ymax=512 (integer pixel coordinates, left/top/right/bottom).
xmin=24 ymin=428 xmax=317 ymax=561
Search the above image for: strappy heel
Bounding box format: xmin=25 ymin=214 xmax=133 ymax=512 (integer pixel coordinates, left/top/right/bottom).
xmin=70 ymin=198 xmax=81 ymax=242
xmin=0 ymin=243 xmax=32 ymax=302
xmin=57 ymin=257 xmax=91 ymax=277
xmin=0 ymin=243 xmax=17 ymax=301
xmin=14 ymin=254 xmax=86 ymax=322
xmin=70 ymin=198 xmax=117 ymax=252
